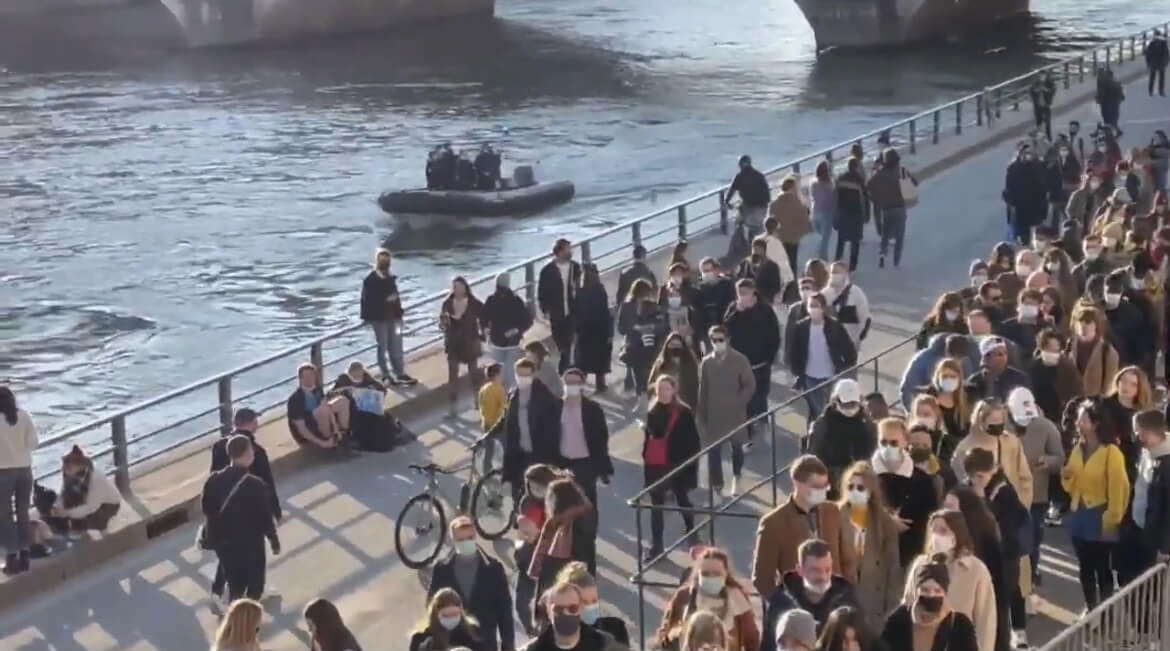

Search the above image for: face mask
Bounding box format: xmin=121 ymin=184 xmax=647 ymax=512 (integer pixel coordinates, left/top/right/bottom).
xmin=1015 ymin=414 xmax=1035 ymax=427
xmin=1084 ymin=248 xmax=1102 ymax=260
xmin=1059 ymin=148 xmax=1070 ymax=156
xmin=712 ymin=342 xmax=727 ymax=354
xmin=1090 ymin=179 xmax=1102 ymax=190
xmin=1131 ymin=277 xmax=1145 ymax=290
xmin=668 ymin=295 xmax=682 ymax=308
xmin=1104 ymin=293 xmax=1122 ymax=308
xmin=1017 ymin=263 xmax=1033 ymax=276
xmin=931 ymin=533 xmax=956 ymax=554
xmin=552 ymin=613 xmax=580 ymax=637
xmin=917 ymin=595 xmax=945 ymax=614
xmin=1102 ymin=237 xmax=1116 ymax=249
xmin=439 ymin=615 xmax=461 ymax=631
xmin=909 ymin=446 xmax=932 ymax=464
xmin=516 ymin=376 xmax=533 ymax=389
xmin=702 ymin=271 xmax=717 ymax=282
xmin=830 ymin=273 xmax=847 ymax=287
xmin=806 ymin=487 xmax=828 ymax=506
xmin=985 ymin=423 xmax=1005 ymax=436
xmin=1040 ymin=351 xmax=1061 ymax=366
xmin=581 ymin=603 xmax=601 ymax=625
xmin=699 ymin=576 xmax=725 ymax=596
xmin=971 ymin=274 xmax=988 ymax=287
xmin=944 ymin=309 xmax=960 ymax=321
xmin=808 ymin=307 xmax=824 ymax=320
xmin=881 ymin=446 xmax=903 ymax=464
xmin=848 ymin=488 xmax=868 ymax=505
xmin=671 ymin=275 xmax=684 ymax=285
xmin=1046 ymin=262 xmax=1061 ymax=273
xmin=454 ymin=539 xmax=478 ymax=556
xmin=838 ymin=405 xmax=860 ymax=417
xmin=563 ymin=385 xmax=583 ymax=398
xmin=1020 ymin=304 xmax=1039 ymax=319
xmin=803 ymin=577 xmax=829 ymax=595
xmin=937 ymin=377 xmax=959 ymax=393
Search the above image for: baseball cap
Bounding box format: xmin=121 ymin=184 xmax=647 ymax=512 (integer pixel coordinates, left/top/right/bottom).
xmin=831 ymin=378 xmax=861 ymax=404
xmin=776 ymin=609 xmax=817 ymax=648
xmin=233 ymin=407 xmax=262 ymax=426
xmin=978 ymin=336 xmax=1006 ymax=357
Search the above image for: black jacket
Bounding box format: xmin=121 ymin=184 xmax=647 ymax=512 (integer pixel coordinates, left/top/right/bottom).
xmin=428 ymin=548 xmax=515 ymax=651
xmin=735 ymin=255 xmax=783 ymax=304
xmin=996 ymin=317 xmax=1043 ymax=354
xmin=833 ymin=170 xmax=869 ymax=242
xmin=616 ymin=261 xmax=657 ymax=307
xmin=784 ymin=316 xmax=857 ymax=380
xmin=209 ymin=429 xmax=281 ymax=520
xmin=617 ymin=301 xmax=669 ymax=362
xmin=728 ymin=166 xmax=771 ymax=208
xmin=521 ymin=622 xmax=613 ymax=651
xmin=1106 ymin=298 xmax=1151 ymax=367
xmin=359 ymin=270 xmax=403 ymax=322
xmin=761 ymin=572 xmax=860 ymax=651
xmin=695 ymin=275 xmax=735 ymax=337
xmin=878 ymin=464 xmax=939 ymax=567
xmin=809 ymin=406 xmax=876 ymax=470
xmin=499 ymin=380 xmax=563 ymax=485
xmin=1143 ymin=445 xmax=1170 ymax=555
xmin=537 ymin=260 xmax=582 ymax=323
xmin=1145 ymin=37 xmax=1170 ymax=68
xmin=724 ymin=301 xmax=782 ymax=368
xmin=881 ymin=606 xmax=979 ymax=651
xmin=199 ymin=465 xmax=278 ymax=550
xmin=1003 ymin=158 xmax=1049 ymax=224
xmin=641 ymin=403 xmax=701 ymax=490
xmin=964 ymin=365 xmax=1031 ymax=403
xmin=482 ymin=288 xmax=533 ymax=349
xmin=409 ymin=626 xmax=487 ymax=651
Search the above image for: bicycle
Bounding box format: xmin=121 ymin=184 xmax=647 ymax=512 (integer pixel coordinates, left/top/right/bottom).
xmin=392 ymin=436 xmax=515 ymax=569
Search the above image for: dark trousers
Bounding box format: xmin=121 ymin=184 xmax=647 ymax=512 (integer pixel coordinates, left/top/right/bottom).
xmin=1101 ymin=104 xmax=1120 ymax=131
xmin=550 ymin=318 xmax=574 ymax=374
xmin=1115 ymin=522 xmax=1155 ymax=587
xmin=833 ymin=237 xmax=860 ymax=271
xmin=1028 ymin=503 xmax=1047 ymax=576
xmin=1071 ymin=537 xmax=1115 ymax=608
xmin=648 ymin=485 xmax=694 ymax=550
xmin=746 ymin=365 xmax=772 ymax=439
xmin=216 ymin=542 xmax=266 ymax=601
xmin=782 ymin=242 xmax=799 ymax=278
xmin=562 ymin=458 xmax=598 ymax=574
xmin=1033 ymin=106 xmax=1052 ymax=140
xmin=878 ymin=207 xmax=907 ymax=266
xmin=1150 ymin=66 xmax=1166 ymax=96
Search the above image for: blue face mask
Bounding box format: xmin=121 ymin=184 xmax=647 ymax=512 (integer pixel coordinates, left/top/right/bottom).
xmin=439 ymin=615 xmax=461 ymax=631
xmin=454 ymin=540 xmax=477 ymax=556
xmin=699 ymin=576 xmax=725 ymax=596
xmin=581 ymin=603 xmax=601 ymax=625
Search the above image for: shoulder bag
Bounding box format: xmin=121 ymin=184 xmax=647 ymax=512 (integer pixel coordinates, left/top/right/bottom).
xmin=899 ymin=167 xmax=919 ymax=208
xmin=644 ymin=408 xmax=682 ymax=468
xmin=196 ymin=473 xmax=249 ymax=551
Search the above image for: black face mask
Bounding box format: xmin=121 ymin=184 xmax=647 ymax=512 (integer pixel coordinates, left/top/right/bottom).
xmin=917 ymin=595 xmax=944 ymax=614
xmin=909 ymin=446 xmax=932 ymax=464
xmin=985 ymin=423 xmax=1005 ymax=436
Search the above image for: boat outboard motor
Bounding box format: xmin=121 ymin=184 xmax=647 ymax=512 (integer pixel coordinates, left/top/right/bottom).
xmin=513 ymin=165 xmax=536 ymax=188
xmin=455 ymin=152 xmax=477 ymax=191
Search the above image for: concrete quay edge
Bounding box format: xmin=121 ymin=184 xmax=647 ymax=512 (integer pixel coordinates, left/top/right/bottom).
xmin=0 ymin=57 xmax=1146 ymax=611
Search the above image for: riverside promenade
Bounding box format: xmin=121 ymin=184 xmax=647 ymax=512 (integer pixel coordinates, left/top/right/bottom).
xmin=1 ymin=27 xmax=1166 ymax=650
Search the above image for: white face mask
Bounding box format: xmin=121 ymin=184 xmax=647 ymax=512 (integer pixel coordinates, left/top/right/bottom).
xmin=1040 ymin=351 xmax=1061 ymax=366
xmin=1102 ymin=237 xmax=1116 ymax=249
xmin=944 ymin=309 xmax=960 ymax=321
xmin=971 ymin=274 xmax=988 ymax=287
xmin=931 ymin=533 xmax=956 ymax=554
xmin=702 ymin=271 xmax=717 ymax=282
xmin=712 ymin=342 xmax=727 ymax=354
xmin=1017 ymin=263 xmax=1033 ymax=276
xmin=671 ymin=275 xmax=684 ymax=286
xmin=848 ymin=488 xmax=868 ymax=505
xmin=1019 ymin=304 xmax=1039 ymax=319
xmin=516 ymin=376 xmax=533 ymax=389
xmin=806 ymin=487 xmax=828 ymax=506
xmin=881 ymin=446 xmax=903 ymax=464
xmin=1084 ymin=248 xmax=1102 ymax=260
xmin=1104 ymin=293 xmax=1122 ymax=308
xmin=563 ymin=385 xmax=583 ymax=398
xmin=937 ymin=377 xmax=960 ymax=393
xmin=830 ymin=272 xmax=847 ymax=287
xmin=808 ymin=307 xmax=824 ymax=320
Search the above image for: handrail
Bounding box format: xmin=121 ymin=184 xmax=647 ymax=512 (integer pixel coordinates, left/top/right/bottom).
xmin=33 ymin=21 xmax=1168 ymax=492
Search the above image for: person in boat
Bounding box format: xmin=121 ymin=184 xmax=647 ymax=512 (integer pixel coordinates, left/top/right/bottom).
xmin=455 ymin=151 xmax=478 ymax=190
xmin=426 ymin=147 xmax=443 ymax=190
xmin=426 ymin=144 xmax=458 ymax=190
xmin=475 ymin=143 xmax=503 ymax=191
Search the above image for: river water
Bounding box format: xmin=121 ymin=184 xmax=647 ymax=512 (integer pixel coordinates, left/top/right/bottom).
xmin=0 ymin=0 xmax=1160 ymax=449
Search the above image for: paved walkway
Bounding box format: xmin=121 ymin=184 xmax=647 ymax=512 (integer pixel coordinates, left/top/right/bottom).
xmin=3 ymin=79 xmax=1166 ymax=651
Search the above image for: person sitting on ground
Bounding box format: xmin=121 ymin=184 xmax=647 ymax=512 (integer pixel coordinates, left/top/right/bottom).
xmin=42 ymin=445 xmax=121 ymax=535
xmin=329 ymin=361 xmax=402 ymax=451
xmin=287 ymin=362 xmax=344 ymax=449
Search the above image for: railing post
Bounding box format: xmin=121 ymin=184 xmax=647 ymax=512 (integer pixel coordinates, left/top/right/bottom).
xmin=1012 ymin=87 xmax=1020 ymax=112
xmin=1131 ymin=35 xmax=1137 ymax=61
xmin=309 ymin=341 xmax=325 ymax=387
xmin=580 ymin=240 xmax=593 ymax=265
xmin=908 ymin=119 xmax=917 ymax=154
xmin=524 ymin=261 xmax=536 ymax=318
xmin=1078 ymin=56 xmax=1085 ymax=83
xmin=994 ymin=87 xmax=1002 ymax=119
xmin=111 ymin=415 xmax=130 ymax=493
xmin=1093 ymin=49 xmax=1100 ymax=73
xmin=769 ymin=413 xmax=779 ymax=505
xmin=872 ymin=356 xmax=881 ymax=394
xmin=932 ymin=110 xmax=940 ymax=144
xmin=634 ymin=503 xmax=647 ymax=651
xmin=1062 ymin=61 xmax=1070 ymax=89
xmin=955 ymin=101 xmax=963 ymax=133
xmin=975 ymin=94 xmax=983 ymax=127
xmin=717 ymin=189 xmax=730 ymax=234
xmin=217 ymin=376 xmax=233 ymax=435
xmin=791 ymin=162 xmax=801 ymax=175
xmin=676 ymin=205 xmax=687 ymax=240
xmin=631 ymin=221 xmax=643 ymax=249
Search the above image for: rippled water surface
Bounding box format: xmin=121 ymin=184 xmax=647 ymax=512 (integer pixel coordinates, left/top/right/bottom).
xmin=0 ymin=0 xmax=1161 ymax=446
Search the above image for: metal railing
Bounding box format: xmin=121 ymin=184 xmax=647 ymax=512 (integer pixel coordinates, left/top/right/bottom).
xmin=1038 ymin=561 xmax=1170 ymax=650
xmin=32 ymin=22 xmax=1168 ymax=491
xmin=625 ymin=334 xmax=918 ymax=649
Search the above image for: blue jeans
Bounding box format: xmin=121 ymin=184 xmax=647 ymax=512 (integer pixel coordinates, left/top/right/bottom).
xmin=371 ymin=319 xmax=405 ymax=377
xmin=747 ymin=365 xmax=771 ymax=439
xmin=814 ymin=215 xmax=833 ymax=261
xmin=489 ymin=346 xmax=522 ymax=389
xmin=707 ymin=441 xmax=745 ymax=488
xmin=1029 ymin=503 xmax=1047 ymax=575
xmin=801 ymin=376 xmax=832 ymax=429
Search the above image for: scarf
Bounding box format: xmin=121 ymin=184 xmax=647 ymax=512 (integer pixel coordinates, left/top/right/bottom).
xmin=61 ymin=464 xmax=92 ymax=510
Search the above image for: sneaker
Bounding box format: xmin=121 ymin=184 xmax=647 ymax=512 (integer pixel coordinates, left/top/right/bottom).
xmin=1027 ymin=593 xmax=1040 ymax=615
xmin=1011 ymin=629 xmax=1029 ymax=650
xmin=879 ymin=254 xmax=886 ymax=269
xmin=394 ymin=374 xmax=418 ymax=386
xmin=729 ymin=477 xmax=740 ymax=497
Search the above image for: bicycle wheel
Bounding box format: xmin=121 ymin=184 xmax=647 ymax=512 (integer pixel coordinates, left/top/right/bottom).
xmin=394 ymin=493 xmax=447 ymax=569
xmin=469 ymin=468 xmax=515 ymax=540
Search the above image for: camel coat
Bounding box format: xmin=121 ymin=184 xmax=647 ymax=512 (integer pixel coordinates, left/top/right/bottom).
xmin=767 ymin=191 xmax=812 ymax=244
xmin=751 ymin=497 xmax=856 ymax=599
xmin=839 ymin=504 xmax=903 ymax=630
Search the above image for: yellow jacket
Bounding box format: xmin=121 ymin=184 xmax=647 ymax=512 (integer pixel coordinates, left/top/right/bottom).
xmin=478 ymin=382 xmax=507 ymax=433
xmin=1062 ymin=442 xmax=1131 ymax=534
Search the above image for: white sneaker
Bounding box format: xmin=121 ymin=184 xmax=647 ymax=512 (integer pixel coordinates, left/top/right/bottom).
xmin=1026 ymin=593 xmax=1039 ymax=615
xmin=1011 ymin=629 xmax=1029 ymax=650
xmin=728 ymin=477 xmax=739 ymax=497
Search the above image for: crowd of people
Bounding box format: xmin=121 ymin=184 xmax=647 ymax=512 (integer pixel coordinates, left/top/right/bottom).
xmin=6 ymin=66 xmax=1170 ymax=651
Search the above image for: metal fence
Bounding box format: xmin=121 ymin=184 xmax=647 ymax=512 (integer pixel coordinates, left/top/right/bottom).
xmin=32 ymin=22 xmax=1169 ymax=491
xmin=625 ymin=334 xmax=918 ymax=648
xmin=1038 ymin=561 xmax=1170 ymax=651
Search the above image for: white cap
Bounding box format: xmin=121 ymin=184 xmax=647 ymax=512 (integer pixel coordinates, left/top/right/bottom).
xmin=979 ymin=336 xmax=1006 ymax=357
xmin=1007 ymin=387 xmax=1040 ymax=423
xmin=832 ymin=378 xmax=861 ymax=404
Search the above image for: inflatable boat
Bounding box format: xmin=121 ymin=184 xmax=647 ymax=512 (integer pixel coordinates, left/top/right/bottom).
xmin=378 ymin=165 xmax=575 ymax=216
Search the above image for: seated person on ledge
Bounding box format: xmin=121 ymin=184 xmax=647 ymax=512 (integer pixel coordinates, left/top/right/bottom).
xmin=40 ymin=445 xmax=122 ymax=534
xmin=287 ymin=362 xmax=347 ymax=449
xmin=330 ymin=361 xmax=409 ymax=452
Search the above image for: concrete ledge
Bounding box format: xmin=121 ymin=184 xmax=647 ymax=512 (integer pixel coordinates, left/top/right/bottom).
xmin=0 ymin=57 xmax=1146 ymax=610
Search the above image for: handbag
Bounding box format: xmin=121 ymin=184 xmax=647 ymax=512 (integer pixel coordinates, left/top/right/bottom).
xmin=195 ymin=473 xmax=249 ymax=551
xmin=643 ymin=408 xmax=682 ymax=468
xmin=899 ymin=167 xmax=919 ymax=208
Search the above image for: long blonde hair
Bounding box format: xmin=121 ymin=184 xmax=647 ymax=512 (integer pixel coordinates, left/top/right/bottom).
xmin=413 ymin=587 xmax=479 ymax=636
xmin=212 ymin=599 xmax=263 ymax=651
xmin=680 ymin=610 xmax=728 ymax=650
xmin=1108 ymin=366 xmax=1154 ymax=409
xmin=931 ymin=358 xmax=970 ymax=424
xmin=836 ymin=461 xmax=893 ymax=540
